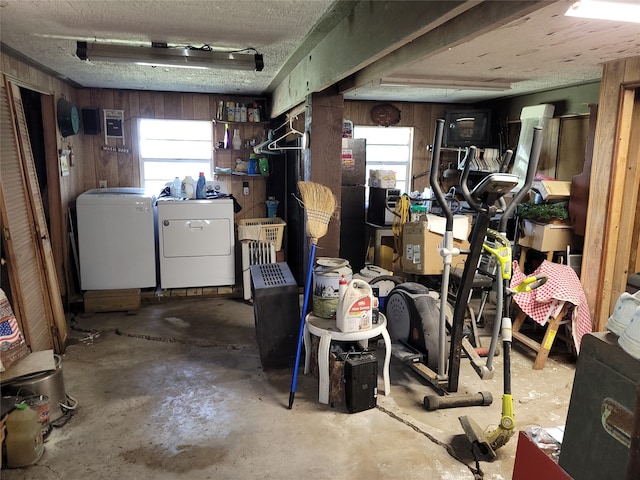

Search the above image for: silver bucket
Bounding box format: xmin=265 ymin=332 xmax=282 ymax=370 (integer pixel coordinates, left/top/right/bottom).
xmin=4 ymin=354 xmax=67 ymax=422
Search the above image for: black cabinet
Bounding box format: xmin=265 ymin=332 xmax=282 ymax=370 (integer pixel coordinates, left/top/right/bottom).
xmin=559 ymin=332 xmax=639 ymax=479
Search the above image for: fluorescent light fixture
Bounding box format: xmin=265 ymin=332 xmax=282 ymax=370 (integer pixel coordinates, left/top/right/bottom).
xmin=380 ymin=76 xmax=511 ymax=91
xmin=565 ymin=0 xmax=640 ymax=24
xmin=76 ymin=42 xmax=264 ymax=71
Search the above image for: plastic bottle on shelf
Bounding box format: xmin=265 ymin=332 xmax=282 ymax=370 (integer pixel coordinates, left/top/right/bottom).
xmin=182 ymin=175 xmax=196 ymax=199
xmin=172 ymin=176 xmax=181 ymax=198
xmin=196 ymin=172 xmax=206 ymax=199
xmin=248 ymin=153 xmax=258 ymax=174
xmin=224 ymin=123 xmax=231 ymax=149
xmin=232 ymin=129 xmax=242 ymax=150
xmin=5 ymin=403 xmax=44 ymax=468
xmin=253 ymin=102 xmax=261 ymax=122
xmin=226 ymin=101 xmax=235 ymax=122
xmin=240 ymin=103 xmax=247 ymax=122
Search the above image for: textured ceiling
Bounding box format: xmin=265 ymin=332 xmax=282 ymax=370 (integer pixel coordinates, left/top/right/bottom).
xmin=346 ymin=1 xmax=640 ymax=103
xmin=1 ymin=0 xmax=640 ymax=107
xmin=0 ymin=0 xmax=337 ymax=94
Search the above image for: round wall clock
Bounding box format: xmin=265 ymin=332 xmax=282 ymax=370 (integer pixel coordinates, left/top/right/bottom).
xmin=370 ymin=103 xmax=401 ymax=127
xmin=57 ymin=98 xmax=80 ymax=137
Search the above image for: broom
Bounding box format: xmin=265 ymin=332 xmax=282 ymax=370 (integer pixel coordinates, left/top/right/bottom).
xmin=288 ymin=181 xmax=338 ymax=409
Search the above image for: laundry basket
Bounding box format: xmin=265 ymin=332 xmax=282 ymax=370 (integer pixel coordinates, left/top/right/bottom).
xmin=238 ymin=217 xmax=286 ymax=251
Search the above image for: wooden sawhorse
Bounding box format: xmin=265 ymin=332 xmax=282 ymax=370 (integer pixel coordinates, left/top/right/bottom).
xmin=512 ymin=302 xmax=571 ymax=370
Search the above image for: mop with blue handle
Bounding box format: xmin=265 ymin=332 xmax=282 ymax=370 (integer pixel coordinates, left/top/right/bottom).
xmin=288 ymin=181 xmax=337 ymax=409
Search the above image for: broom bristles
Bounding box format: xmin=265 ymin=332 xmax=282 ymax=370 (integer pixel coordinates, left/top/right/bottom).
xmin=297 ymin=181 xmax=337 ymax=241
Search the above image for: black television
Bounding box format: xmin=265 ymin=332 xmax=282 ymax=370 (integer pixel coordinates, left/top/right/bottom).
xmin=443 ymin=109 xmax=492 ymax=147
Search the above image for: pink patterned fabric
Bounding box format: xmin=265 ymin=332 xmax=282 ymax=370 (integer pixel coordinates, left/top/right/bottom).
xmin=511 ymin=260 xmax=592 ymax=352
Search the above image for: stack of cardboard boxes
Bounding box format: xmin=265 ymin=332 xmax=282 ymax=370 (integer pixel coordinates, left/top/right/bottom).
xmin=518 ymin=180 xmax=578 ymax=253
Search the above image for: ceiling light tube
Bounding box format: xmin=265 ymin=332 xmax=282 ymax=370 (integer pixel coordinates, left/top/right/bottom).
xmin=380 ymin=77 xmax=511 ymax=91
xmin=565 ymin=0 xmax=640 ymax=24
xmin=76 ymin=42 xmax=264 ymax=71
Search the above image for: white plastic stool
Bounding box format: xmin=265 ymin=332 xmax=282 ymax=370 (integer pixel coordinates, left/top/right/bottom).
xmin=303 ymin=312 xmax=391 ymax=404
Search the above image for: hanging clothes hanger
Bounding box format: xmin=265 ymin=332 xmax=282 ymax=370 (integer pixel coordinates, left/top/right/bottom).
xmin=253 ymin=129 xmax=277 ymax=155
xmin=267 ymin=116 xmax=307 ymax=151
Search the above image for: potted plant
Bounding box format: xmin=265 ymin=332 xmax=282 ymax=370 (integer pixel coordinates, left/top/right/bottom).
xmin=516 ymin=201 xmax=570 ymax=224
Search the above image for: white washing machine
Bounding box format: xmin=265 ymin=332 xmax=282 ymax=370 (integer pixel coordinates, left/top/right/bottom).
xmin=156 ymin=185 xmax=235 ymax=289
xmin=76 ymin=187 xmax=156 ymax=290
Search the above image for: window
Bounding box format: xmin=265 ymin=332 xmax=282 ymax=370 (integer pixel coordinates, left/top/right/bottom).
xmin=138 ymin=119 xmax=212 ymax=195
xmin=353 ymin=126 xmax=413 ymax=195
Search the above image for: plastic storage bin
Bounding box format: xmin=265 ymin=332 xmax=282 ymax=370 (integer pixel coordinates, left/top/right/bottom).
xmin=238 ymin=217 xmax=286 ymax=251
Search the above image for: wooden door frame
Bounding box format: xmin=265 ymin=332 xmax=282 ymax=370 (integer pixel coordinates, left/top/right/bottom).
xmin=40 ymin=93 xmax=67 ymax=299
xmin=587 ymin=81 xmax=640 ymax=331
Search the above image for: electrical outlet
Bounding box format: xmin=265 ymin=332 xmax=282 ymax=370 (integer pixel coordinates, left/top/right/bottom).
xmin=99 ymin=180 xmax=107 ymax=188
xmin=242 ymin=181 xmax=249 ymax=196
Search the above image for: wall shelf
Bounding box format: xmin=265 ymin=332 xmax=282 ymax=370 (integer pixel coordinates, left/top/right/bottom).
xmin=215 ymin=173 xmax=267 ymax=179
xmin=213 ymin=120 xmax=269 ymax=126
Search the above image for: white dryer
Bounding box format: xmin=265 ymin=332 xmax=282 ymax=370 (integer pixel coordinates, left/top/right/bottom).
xmin=156 ymin=189 xmax=235 ymax=289
xmin=76 ymin=187 xmax=156 ymax=290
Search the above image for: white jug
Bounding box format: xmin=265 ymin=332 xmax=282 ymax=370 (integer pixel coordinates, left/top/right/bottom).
xmin=336 ymin=279 xmax=373 ymax=332
xmin=182 ymin=176 xmax=196 ymax=199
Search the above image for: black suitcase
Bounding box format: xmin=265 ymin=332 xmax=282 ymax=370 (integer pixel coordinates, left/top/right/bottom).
xmin=344 ymin=352 xmax=378 ymax=413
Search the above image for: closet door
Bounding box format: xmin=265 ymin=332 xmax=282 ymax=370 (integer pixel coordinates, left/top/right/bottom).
xmin=0 ymin=75 xmax=67 ymax=352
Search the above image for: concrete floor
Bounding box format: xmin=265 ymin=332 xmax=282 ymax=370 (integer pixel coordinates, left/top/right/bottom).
xmin=2 ymin=295 xmax=576 ymax=480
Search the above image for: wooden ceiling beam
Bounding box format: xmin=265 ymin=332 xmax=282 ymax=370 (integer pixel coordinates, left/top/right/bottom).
xmin=270 ymin=0 xmax=548 ymax=117
xmin=270 ymin=0 xmax=474 ymax=116
xmin=343 ymin=0 xmax=549 ymax=94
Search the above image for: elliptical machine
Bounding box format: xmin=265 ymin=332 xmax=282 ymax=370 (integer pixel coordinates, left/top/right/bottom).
xmin=385 ymin=119 xmax=543 ymax=411
xmin=458 ymin=126 xmax=546 ymax=460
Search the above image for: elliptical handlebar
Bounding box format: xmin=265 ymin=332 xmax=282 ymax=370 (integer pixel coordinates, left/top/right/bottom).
xmin=497 ymin=126 xmax=543 ymax=232
xmin=430 ymin=119 xmax=454 ymax=232
xmin=459 ymin=146 xmax=485 ymax=213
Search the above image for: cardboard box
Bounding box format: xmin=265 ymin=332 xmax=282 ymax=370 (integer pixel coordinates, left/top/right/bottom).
xmin=402 ymin=215 xmax=470 ymax=275
xmin=533 ymin=180 xmax=571 ymax=201
xmin=368 ymin=170 xmax=396 ymax=188
xmin=368 ymin=177 xmax=396 ymax=188
xmin=518 ymin=220 xmax=577 ymax=252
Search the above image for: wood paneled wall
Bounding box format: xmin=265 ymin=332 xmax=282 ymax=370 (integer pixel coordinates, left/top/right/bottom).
xmin=344 ymin=101 xmax=447 ymax=193
xmin=76 ymin=89 xmax=270 ymax=221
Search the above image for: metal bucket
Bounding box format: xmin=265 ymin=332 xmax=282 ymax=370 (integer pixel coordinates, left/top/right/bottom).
xmin=4 ymin=354 xmax=67 ymax=422
xmin=312 ymin=258 xmax=352 ymax=318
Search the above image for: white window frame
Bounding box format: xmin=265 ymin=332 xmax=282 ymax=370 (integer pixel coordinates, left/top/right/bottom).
xmin=353 ymin=125 xmax=414 ymax=197
xmin=138 ymin=118 xmax=213 ymax=194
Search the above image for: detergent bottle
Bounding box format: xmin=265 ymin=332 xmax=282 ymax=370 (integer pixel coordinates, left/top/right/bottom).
xmin=182 ymin=175 xmax=196 ymax=199
xmin=196 ymin=172 xmax=206 ymax=199
xmin=172 ymin=176 xmax=182 ymax=198
xmin=336 ymin=279 xmax=374 ymax=332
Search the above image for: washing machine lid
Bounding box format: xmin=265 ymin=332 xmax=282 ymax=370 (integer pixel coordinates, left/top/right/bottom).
xmin=79 ymin=187 xmax=152 ymax=198
xmin=77 ymin=187 xmax=155 ymax=206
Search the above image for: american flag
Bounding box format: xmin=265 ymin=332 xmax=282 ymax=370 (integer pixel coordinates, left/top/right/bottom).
xmin=0 ymin=315 xmax=22 ymax=345
xmin=0 ymin=291 xmax=23 ymax=345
